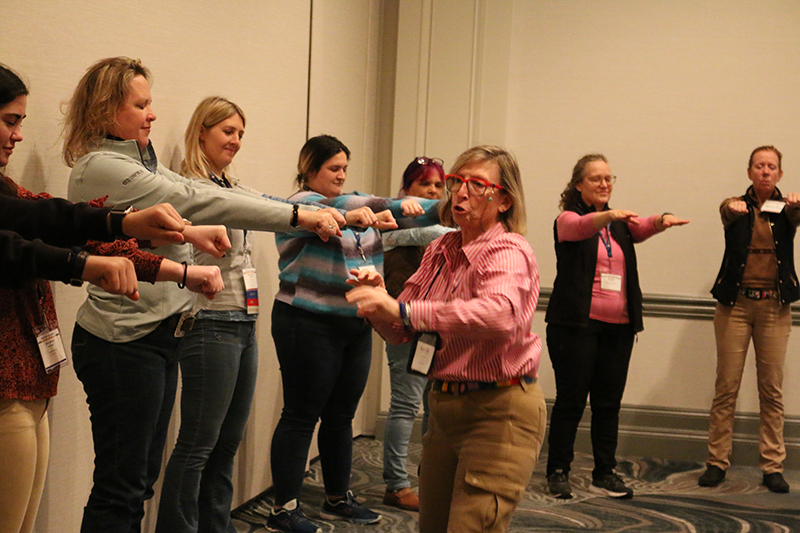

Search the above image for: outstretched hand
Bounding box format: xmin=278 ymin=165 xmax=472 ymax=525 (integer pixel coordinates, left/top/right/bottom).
xmin=659 ymin=214 xmax=690 ymax=229
xmin=401 ymin=198 xmax=424 ymax=217
xmin=179 ymin=225 xmax=231 ymax=258
xmin=184 ymin=265 xmax=224 ymax=299
xmin=727 ymin=199 xmax=748 ymax=216
xmin=122 ymin=203 xmax=186 ymax=244
xmin=82 ymin=255 xmax=139 ymax=301
xmin=298 ymin=208 xmax=344 ymax=241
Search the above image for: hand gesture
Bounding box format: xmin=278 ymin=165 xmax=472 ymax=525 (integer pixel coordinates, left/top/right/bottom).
xmin=298 ymin=208 xmax=343 ymax=241
xmin=727 ymin=199 xmax=748 ymax=216
xmin=180 ymin=225 xmax=231 ymax=258
xmin=346 ymin=267 xmax=386 ymax=289
xmin=121 ymin=203 xmax=186 ymax=243
xmin=373 ymin=210 xmax=398 ymax=230
xmin=184 ymin=265 xmax=224 ymax=299
xmin=660 ymin=214 xmax=690 ymax=229
xmin=346 ymin=285 xmax=401 ymax=322
xmin=400 ymin=198 xmax=424 ymax=217
xmin=82 ymin=255 xmax=139 ymax=300
xmin=345 ymin=206 xmax=379 ymax=227
xmin=785 ymin=192 xmax=800 ymax=209
xmin=607 ymin=209 xmax=640 ymax=225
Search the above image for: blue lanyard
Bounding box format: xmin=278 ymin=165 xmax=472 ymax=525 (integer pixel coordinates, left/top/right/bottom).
xmin=354 ymin=231 xmax=366 ymax=261
xmin=598 ymin=225 xmax=613 ymax=259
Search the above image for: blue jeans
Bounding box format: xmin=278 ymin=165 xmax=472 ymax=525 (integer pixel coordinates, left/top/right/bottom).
xmin=546 ymin=319 xmax=635 ymax=479
xmin=156 ymin=316 xmax=258 ymax=533
xmin=270 ymin=300 xmax=372 ymax=505
xmin=383 ymin=341 xmax=427 ymax=490
xmin=72 ymin=318 xmax=181 ymax=533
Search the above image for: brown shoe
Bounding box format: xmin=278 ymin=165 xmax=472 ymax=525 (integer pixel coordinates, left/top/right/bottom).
xmin=383 ymin=487 xmax=419 ymax=511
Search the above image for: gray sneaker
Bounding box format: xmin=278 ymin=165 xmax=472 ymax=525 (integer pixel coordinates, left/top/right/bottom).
xmin=267 ymin=499 xmax=321 ymax=533
xmin=547 ymin=470 xmax=573 ymax=499
xmin=591 ymin=473 xmax=633 ymax=499
xmin=319 ymin=490 xmax=381 ymax=524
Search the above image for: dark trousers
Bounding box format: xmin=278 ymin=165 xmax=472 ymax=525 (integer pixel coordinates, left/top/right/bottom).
xmin=270 ymin=300 xmax=372 ymax=505
xmin=545 ymin=319 xmax=635 ymax=479
xmin=72 ymin=318 xmax=181 ymax=533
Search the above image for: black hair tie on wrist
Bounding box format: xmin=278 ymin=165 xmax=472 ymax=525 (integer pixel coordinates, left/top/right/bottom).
xmin=290 ymin=203 xmax=300 ymax=227
xmin=177 ymin=261 xmax=188 ymax=289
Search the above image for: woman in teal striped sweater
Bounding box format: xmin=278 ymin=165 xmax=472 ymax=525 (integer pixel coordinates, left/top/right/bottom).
xmin=267 ymin=135 xmax=440 ymax=533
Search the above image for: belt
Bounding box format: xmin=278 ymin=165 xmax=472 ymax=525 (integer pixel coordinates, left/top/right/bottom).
xmin=739 ymin=288 xmax=778 ymax=300
xmin=432 ymin=375 xmax=534 ymax=395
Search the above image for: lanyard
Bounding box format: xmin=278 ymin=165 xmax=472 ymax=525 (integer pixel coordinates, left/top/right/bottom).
xmin=354 ymin=231 xmax=366 ymax=261
xmin=599 ymin=225 xmax=613 ymax=259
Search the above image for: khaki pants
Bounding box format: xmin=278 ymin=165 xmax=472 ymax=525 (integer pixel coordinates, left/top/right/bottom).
xmin=0 ymin=399 xmax=49 ymax=533
xmin=708 ymin=296 xmax=790 ymax=472
xmin=419 ymin=381 xmax=546 ymax=533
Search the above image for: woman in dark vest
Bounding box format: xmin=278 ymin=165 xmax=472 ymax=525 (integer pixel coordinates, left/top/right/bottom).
xmin=699 ymin=145 xmax=800 ymax=493
xmin=545 ymin=154 xmax=688 ymax=499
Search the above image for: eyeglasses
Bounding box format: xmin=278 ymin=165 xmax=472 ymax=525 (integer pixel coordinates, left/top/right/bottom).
xmin=585 ymin=175 xmax=617 ymax=185
xmin=445 ymin=174 xmax=505 ymax=197
xmin=416 ymin=156 xmax=444 ymax=167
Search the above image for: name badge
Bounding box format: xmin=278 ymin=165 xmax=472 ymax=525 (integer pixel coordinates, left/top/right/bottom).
xmin=408 ymin=333 xmax=438 ymax=376
xmin=761 ymin=199 xmax=785 ymax=214
xmin=243 ymin=267 xmax=259 ymax=315
xmin=35 ymin=327 xmax=68 ymax=374
xmin=600 ymin=272 xmax=622 ymax=292
xmin=357 ymin=264 xmax=377 ymax=273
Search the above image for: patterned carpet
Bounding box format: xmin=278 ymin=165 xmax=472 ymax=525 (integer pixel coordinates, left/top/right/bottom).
xmin=232 ymin=437 xmax=800 ymax=532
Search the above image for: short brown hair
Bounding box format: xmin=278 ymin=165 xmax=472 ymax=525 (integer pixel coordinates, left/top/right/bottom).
xmin=62 ymin=57 xmax=150 ymax=167
xmin=439 ymin=145 xmax=526 ymax=235
xmin=749 ymin=145 xmax=782 ymax=170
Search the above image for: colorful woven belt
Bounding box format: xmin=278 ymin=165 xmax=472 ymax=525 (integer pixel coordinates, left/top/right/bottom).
xmin=432 ymin=375 xmax=535 ymax=395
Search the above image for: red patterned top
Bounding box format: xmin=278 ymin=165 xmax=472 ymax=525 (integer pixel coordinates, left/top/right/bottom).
xmin=0 ymin=181 xmax=163 ymax=401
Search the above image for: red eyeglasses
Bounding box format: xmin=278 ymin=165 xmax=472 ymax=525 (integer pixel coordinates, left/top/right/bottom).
xmin=445 ymin=174 xmax=505 ymax=197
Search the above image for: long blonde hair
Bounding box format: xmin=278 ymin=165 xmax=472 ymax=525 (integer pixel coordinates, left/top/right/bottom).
xmin=181 ymin=96 xmax=246 ymax=179
xmin=439 ymin=145 xmax=527 ymax=235
xmin=62 ymin=57 xmax=150 ymax=167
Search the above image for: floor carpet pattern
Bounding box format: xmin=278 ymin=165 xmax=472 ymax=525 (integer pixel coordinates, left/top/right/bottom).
xmin=232 ymin=437 xmax=800 ymax=532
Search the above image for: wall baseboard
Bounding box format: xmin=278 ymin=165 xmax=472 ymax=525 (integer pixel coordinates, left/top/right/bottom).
xmin=373 ymin=402 xmax=800 ymax=469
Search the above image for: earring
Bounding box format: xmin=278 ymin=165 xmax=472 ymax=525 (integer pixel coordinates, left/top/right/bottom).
xmin=488 ymin=195 xmax=493 ymax=202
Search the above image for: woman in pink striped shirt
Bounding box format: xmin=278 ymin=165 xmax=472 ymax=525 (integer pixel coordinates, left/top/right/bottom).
xmin=544 ymin=154 xmax=688 ymax=500
xmin=347 ymin=145 xmax=546 ymax=533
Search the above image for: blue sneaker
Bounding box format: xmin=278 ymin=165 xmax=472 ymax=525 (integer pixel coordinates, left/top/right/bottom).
xmin=266 ymin=499 xmax=321 ymax=533
xmin=319 ymin=490 xmax=381 ymax=524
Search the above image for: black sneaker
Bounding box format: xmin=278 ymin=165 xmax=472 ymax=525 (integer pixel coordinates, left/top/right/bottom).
xmin=267 ymin=499 xmax=321 ymax=533
xmin=591 ymin=473 xmax=633 ymax=499
xmin=319 ymin=490 xmax=382 ymax=524
xmin=547 ymin=470 xmax=573 ymax=499
xmin=698 ymin=465 xmax=726 ymax=487
xmin=763 ymin=472 xmax=790 ymax=493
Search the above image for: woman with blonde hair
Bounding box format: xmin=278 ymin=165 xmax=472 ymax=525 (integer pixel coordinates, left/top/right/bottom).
xmin=156 ymin=95 xmax=273 ymax=532
xmin=62 ymin=57 xmax=345 ymax=532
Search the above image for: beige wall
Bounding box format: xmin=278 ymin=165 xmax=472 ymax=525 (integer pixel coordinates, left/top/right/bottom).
xmin=2 ymin=1 xmax=385 ymax=531
xmin=386 ymin=0 xmax=800 ymax=421
xmin=4 ymin=0 xmax=800 ymax=530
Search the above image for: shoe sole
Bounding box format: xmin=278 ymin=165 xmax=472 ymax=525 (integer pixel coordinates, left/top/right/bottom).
xmin=590 ymin=484 xmax=633 ymax=499
xmin=318 ymin=511 xmax=382 ymax=524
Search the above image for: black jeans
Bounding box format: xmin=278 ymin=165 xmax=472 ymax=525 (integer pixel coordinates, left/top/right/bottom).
xmin=270 ymin=300 xmax=372 ymax=505
xmin=72 ymin=318 xmax=181 ymax=533
xmin=545 ymin=319 xmax=635 ymax=479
